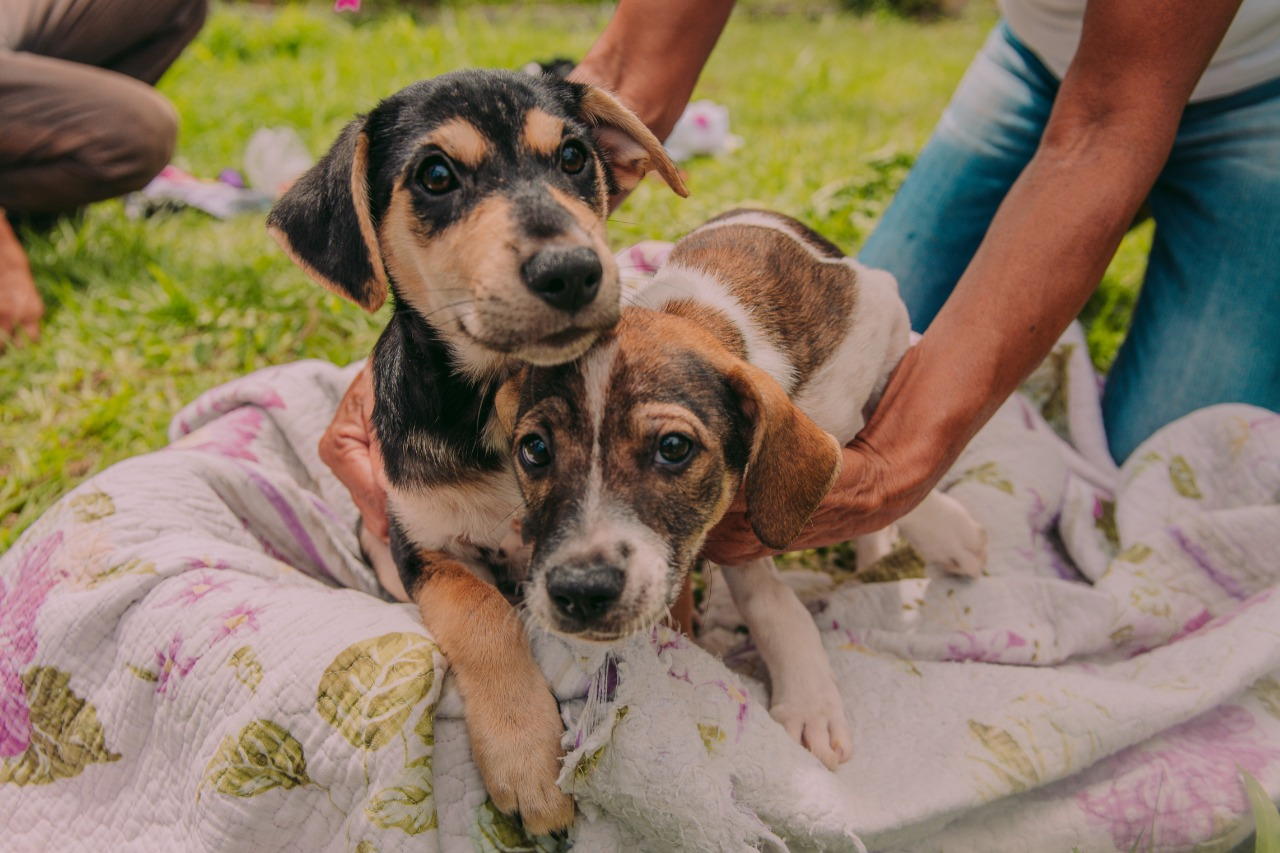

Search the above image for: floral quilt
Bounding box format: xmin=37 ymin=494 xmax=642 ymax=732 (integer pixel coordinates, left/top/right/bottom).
xmin=2 ymin=300 xmax=1279 ymax=851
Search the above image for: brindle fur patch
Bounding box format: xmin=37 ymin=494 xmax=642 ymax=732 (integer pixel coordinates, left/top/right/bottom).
xmin=668 ymin=217 xmax=856 ymax=395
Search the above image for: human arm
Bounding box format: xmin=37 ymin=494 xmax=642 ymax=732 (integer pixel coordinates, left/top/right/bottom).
xmin=318 ymin=360 xmax=391 ymax=541
xmin=569 ymin=0 xmax=737 ymax=142
xmin=702 ymin=0 xmax=1245 ymax=565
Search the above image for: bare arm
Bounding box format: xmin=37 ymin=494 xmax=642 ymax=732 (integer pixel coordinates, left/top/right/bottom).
xmin=570 ymin=0 xmax=737 ymax=140
xmin=704 ymin=0 xmax=1245 ymax=564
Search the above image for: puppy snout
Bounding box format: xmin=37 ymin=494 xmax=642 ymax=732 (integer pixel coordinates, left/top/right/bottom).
xmin=522 ymin=247 xmax=603 ymax=313
xmin=545 ymin=562 xmax=625 ymax=623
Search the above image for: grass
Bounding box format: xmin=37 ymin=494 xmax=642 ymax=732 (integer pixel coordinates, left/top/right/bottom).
xmin=0 ymin=0 xmax=1146 ymax=549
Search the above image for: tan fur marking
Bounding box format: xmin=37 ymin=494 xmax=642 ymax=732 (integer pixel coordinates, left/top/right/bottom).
xmin=576 ymin=88 xmax=688 ymax=197
xmin=426 ymin=119 xmax=492 ymax=170
xmin=521 ymin=108 xmax=565 ymax=157
xmin=546 ymin=186 xmax=608 ymax=242
xmin=350 ymin=132 xmax=389 ymax=309
xmin=411 ymin=556 xmax=574 ymax=832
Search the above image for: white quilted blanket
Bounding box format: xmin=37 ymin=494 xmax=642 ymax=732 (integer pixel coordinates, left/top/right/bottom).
xmin=2 ymin=313 xmax=1279 ymax=852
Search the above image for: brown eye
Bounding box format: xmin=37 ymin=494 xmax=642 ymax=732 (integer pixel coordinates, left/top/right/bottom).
xmin=655 ymin=433 xmax=694 ymax=466
xmin=560 ymin=140 xmax=588 ymax=175
xmin=417 ymin=155 xmax=458 ymax=194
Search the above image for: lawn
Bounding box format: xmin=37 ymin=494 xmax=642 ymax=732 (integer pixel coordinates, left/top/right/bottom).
xmin=0 ymin=0 xmax=1149 ymax=550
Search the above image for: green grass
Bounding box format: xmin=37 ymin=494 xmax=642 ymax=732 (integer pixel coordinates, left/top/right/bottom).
xmin=0 ymin=0 xmax=1146 ymax=549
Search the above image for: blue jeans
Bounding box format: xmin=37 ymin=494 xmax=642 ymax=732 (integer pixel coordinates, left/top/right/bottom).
xmin=859 ymin=22 xmax=1280 ymax=462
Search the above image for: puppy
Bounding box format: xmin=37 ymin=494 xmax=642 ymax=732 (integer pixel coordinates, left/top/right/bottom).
xmin=268 ymin=70 xmax=685 ymax=834
xmin=509 ymin=209 xmax=987 ymax=769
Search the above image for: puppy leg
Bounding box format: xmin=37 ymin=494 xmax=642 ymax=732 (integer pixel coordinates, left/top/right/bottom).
xmin=412 ymin=553 xmax=574 ymax=834
xmin=720 ymin=557 xmax=851 ymax=769
xmin=853 ymin=526 xmax=897 ymax=573
xmin=895 ymin=490 xmax=988 ymax=578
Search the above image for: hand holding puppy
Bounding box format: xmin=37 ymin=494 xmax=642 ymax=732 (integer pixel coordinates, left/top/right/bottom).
xmin=319 ymin=361 xmax=389 ymax=542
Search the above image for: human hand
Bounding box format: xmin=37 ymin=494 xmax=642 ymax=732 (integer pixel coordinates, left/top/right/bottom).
xmin=701 ymin=434 xmax=936 ymax=564
xmin=319 ymin=361 xmax=390 ymax=541
xmin=0 ymin=216 xmax=43 ymax=350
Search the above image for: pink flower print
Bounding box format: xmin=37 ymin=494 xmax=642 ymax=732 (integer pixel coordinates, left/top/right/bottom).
xmin=157 ymin=572 xmax=230 ymax=607
xmin=1077 ymin=705 xmax=1280 ymax=851
xmin=0 ymin=532 xmax=65 ymax=757
xmin=154 ymin=634 xmax=199 ymax=696
xmin=333 ymin=0 xmax=360 ymax=10
xmin=944 ymin=630 xmax=1027 ymax=663
xmin=176 ymin=407 xmax=265 ymax=462
xmin=213 ymin=604 xmax=260 ymax=644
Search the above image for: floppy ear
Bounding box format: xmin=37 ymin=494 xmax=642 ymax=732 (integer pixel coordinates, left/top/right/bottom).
xmin=266 ymin=118 xmax=389 ymax=313
xmin=725 ymin=362 xmax=844 ymax=551
xmin=572 ymin=85 xmax=689 ymax=198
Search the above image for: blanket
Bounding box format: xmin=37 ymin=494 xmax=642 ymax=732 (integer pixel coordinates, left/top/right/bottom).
xmin=2 ymin=298 xmax=1279 ymax=851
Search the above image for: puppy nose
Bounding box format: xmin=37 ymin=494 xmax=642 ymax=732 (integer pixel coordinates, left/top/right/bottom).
xmin=522 ymin=247 xmax=603 ymax=313
xmin=545 ymin=564 xmax=625 ymax=623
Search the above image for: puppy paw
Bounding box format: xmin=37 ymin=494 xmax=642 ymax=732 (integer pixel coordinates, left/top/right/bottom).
xmin=908 ymin=493 xmax=988 ymax=578
xmin=770 ymin=686 xmax=852 ymax=770
xmin=468 ymin=681 xmax=574 ymax=834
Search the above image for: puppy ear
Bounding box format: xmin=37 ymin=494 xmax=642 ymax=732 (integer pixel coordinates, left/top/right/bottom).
xmin=572 ymin=85 xmax=689 ymax=198
xmin=492 ymin=367 xmax=528 ymax=435
xmin=725 ymin=362 xmax=844 ymax=551
xmin=267 ymin=118 xmax=389 ymax=313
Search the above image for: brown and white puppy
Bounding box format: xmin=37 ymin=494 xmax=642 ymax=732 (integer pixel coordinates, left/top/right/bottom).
xmin=510 ymin=209 xmax=987 ymax=770
xmin=268 ymin=70 xmax=685 ymax=834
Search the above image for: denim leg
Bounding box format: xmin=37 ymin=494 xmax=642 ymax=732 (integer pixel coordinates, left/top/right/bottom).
xmin=858 ymin=22 xmax=1059 ymax=331
xmin=1102 ymin=77 xmax=1280 ymax=462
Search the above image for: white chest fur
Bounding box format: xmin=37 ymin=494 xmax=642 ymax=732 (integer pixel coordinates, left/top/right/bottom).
xmin=388 ymin=468 xmax=524 ymax=562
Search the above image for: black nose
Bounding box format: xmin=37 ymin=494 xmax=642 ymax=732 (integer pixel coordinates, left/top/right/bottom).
xmin=522 ymin=247 xmax=603 ymax=313
xmin=545 ymin=564 xmax=625 ymax=623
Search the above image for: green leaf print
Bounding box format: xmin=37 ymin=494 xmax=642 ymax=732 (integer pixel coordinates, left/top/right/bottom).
xmin=202 ymin=719 xmax=311 ymax=797
xmin=968 ymin=720 xmax=1039 ymax=794
xmin=86 ymin=558 xmax=157 ymax=589
xmin=1168 ymin=455 xmax=1204 ymax=499
xmin=697 ymin=723 xmax=726 ymax=755
xmin=955 ymin=461 xmax=1015 ymax=496
xmin=228 ymin=646 xmax=263 ymax=692
xmin=365 ymin=784 xmax=436 ymax=835
xmin=316 ymin=633 xmax=438 ymax=752
xmin=1116 ymin=543 xmax=1154 ymax=564
xmin=1250 ymin=676 xmax=1280 ymax=722
xmin=69 ymin=490 xmax=115 ymax=523
xmin=473 ymin=798 xmax=567 ymax=853
xmin=0 ymin=667 xmax=121 ymax=786
xmin=1094 ymin=499 xmax=1120 ymax=550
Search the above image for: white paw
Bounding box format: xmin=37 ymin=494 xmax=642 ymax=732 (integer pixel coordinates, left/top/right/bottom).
xmin=905 ymin=492 xmax=988 ymax=578
xmin=770 ymin=683 xmax=852 ymax=770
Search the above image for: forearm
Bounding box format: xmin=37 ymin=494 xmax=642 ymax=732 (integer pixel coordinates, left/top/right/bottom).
xmin=572 ymin=0 xmax=736 ymax=139
xmin=858 ymin=120 xmax=1172 ymax=502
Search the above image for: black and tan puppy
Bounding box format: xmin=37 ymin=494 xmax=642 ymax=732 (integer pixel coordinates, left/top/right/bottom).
xmin=510 ymin=210 xmax=987 ymax=770
xmin=268 ymin=70 xmax=685 ymax=834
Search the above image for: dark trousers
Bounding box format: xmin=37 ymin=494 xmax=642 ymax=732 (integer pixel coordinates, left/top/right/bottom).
xmin=0 ymin=0 xmax=208 ymax=213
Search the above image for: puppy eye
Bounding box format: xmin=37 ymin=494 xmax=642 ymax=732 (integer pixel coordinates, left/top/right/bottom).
xmin=417 ymin=155 xmax=458 ymax=194
xmin=655 ymin=433 xmax=694 ymax=466
xmin=518 ymin=434 xmax=552 ymax=469
xmin=559 ymin=140 xmax=588 ymax=175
